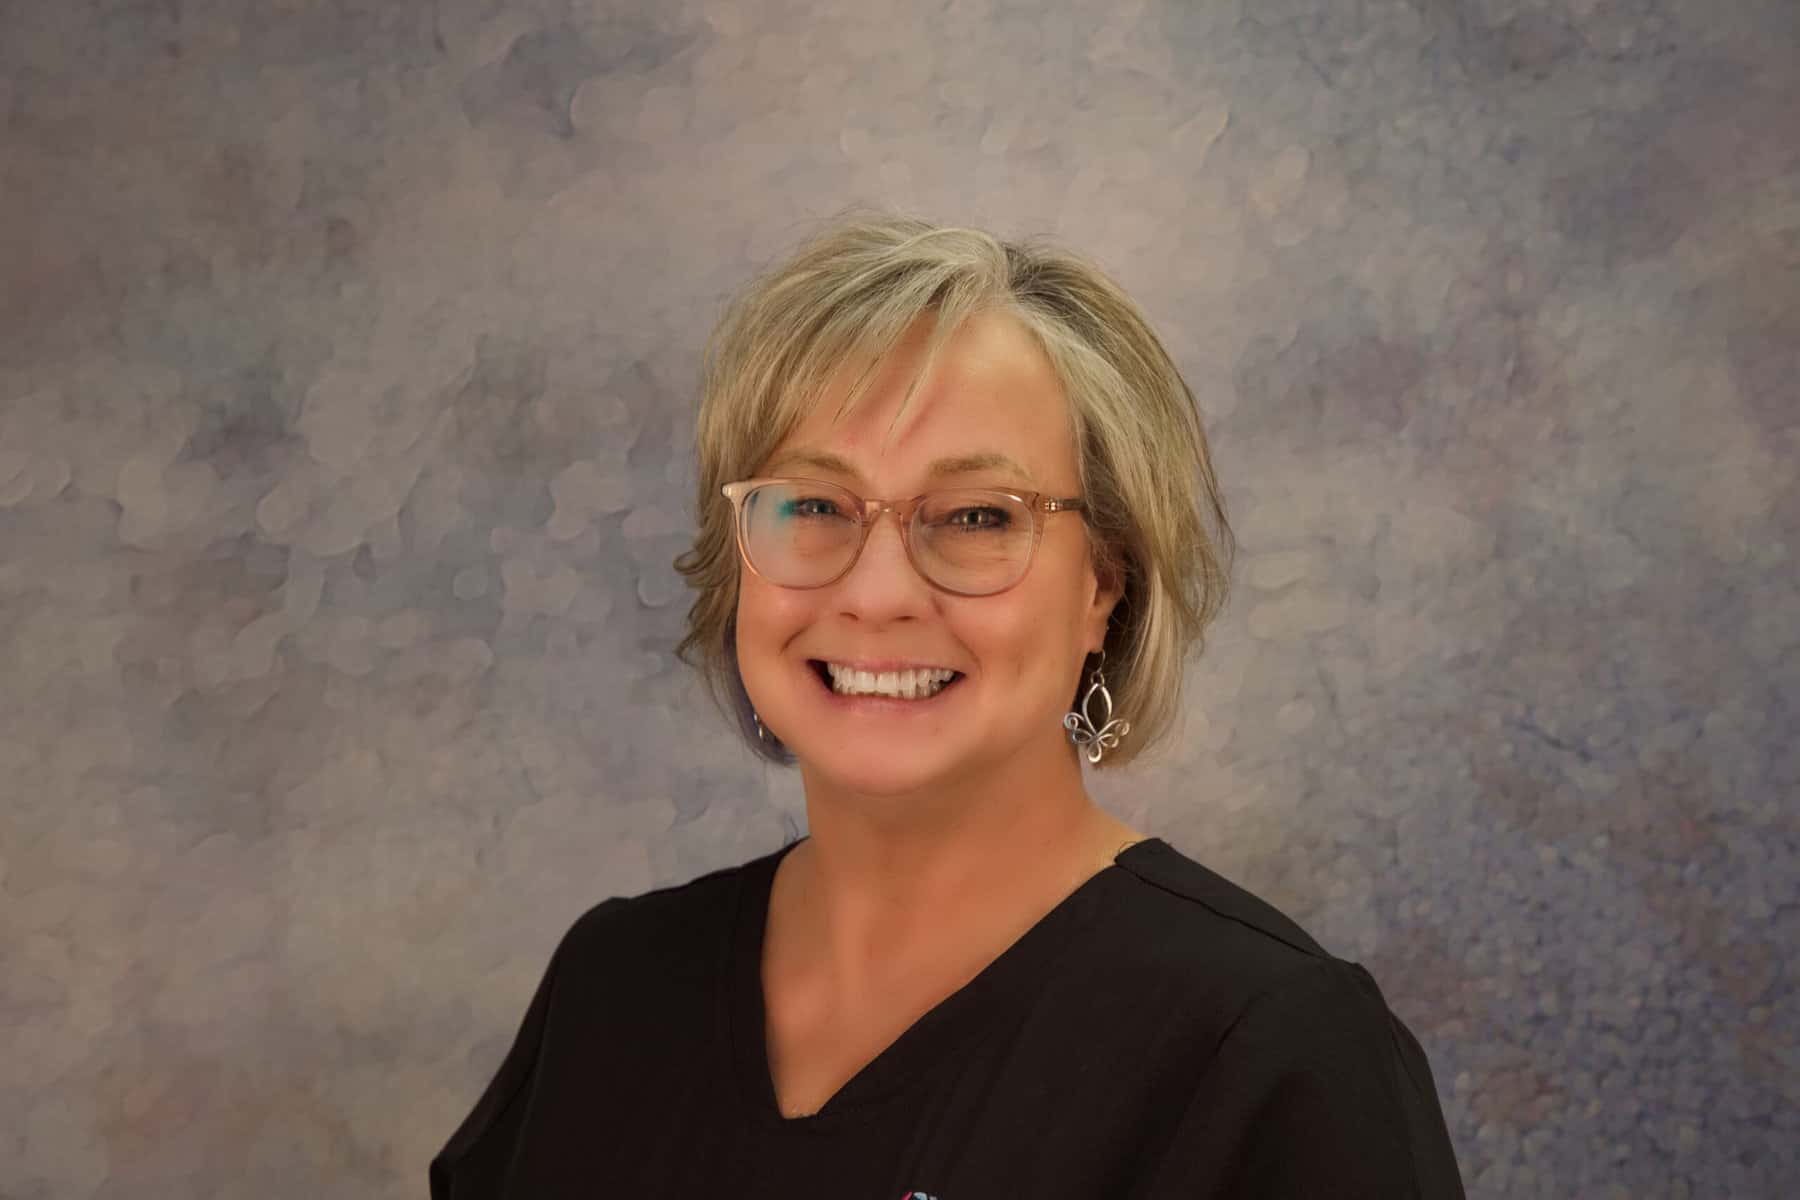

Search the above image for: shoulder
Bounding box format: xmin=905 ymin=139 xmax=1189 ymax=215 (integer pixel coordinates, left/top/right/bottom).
xmin=1115 ymin=837 xmax=1328 ymax=956
xmin=1106 ymin=840 xmax=1464 ymax=1197
xmin=1105 ymin=837 xmax=1338 ymax=990
xmin=566 ymin=850 xmax=749 ymax=929
xmin=541 ymin=843 xmax=772 ymax=973
xmin=1102 ymin=838 xmax=1435 ymax=1073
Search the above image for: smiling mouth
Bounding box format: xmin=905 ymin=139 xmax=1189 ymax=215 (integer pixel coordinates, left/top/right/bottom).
xmin=807 ymin=660 xmax=966 ymax=700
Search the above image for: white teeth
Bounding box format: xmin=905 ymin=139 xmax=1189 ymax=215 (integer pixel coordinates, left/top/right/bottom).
xmin=824 ymin=663 xmax=958 ymax=699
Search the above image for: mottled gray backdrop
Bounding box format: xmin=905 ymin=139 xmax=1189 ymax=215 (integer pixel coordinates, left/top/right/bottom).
xmin=1 ymin=1 xmax=1794 ymax=1197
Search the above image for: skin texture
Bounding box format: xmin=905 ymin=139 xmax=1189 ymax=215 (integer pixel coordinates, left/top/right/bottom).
xmin=734 ymin=309 xmax=1148 ymax=1116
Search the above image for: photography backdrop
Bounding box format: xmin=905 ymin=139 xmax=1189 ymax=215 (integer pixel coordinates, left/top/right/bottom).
xmin=1 ymin=1 xmax=1794 ymax=1197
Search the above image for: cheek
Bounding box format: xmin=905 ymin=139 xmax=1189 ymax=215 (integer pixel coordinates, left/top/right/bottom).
xmin=967 ymin=572 xmax=1089 ymax=685
xmin=957 ymin=595 xmax=1065 ymax=680
xmin=735 ymin=576 xmax=812 ymax=657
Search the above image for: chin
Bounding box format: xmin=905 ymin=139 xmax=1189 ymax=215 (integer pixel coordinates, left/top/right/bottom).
xmin=795 ymin=742 xmax=965 ymax=798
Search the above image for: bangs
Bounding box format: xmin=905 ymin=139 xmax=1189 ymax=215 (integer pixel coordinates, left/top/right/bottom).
xmin=751 ymin=295 xmax=998 ymax=476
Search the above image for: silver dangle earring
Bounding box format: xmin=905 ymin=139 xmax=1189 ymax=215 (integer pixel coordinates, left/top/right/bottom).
xmin=752 ymin=711 xmax=769 ymax=741
xmin=1064 ymin=649 xmax=1130 ymax=764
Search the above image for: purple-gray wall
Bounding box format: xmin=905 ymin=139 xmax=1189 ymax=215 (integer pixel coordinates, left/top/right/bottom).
xmin=1 ymin=2 xmax=1794 ymax=1197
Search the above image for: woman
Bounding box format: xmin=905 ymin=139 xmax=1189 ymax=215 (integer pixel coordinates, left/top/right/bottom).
xmin=430 ymin=213 xmax=1465 ymax=1197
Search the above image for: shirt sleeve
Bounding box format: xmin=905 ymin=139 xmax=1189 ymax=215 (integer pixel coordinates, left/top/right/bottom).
xmin=1136 ymin=956 xmax=1466 ymax=1200
xmin=428 ymin=905 xmax=608 ymax=1200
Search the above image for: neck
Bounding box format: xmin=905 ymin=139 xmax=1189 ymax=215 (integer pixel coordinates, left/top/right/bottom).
xmin=781 ymin=731 xmax=1141 ymax=995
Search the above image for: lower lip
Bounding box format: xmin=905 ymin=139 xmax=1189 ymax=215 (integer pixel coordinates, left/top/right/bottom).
xmin=806 ymin=661 xmax=965 ymax=713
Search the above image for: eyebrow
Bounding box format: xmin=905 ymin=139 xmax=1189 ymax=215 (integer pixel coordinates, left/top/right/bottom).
xmin=764 ymin=449 xmax=1037 ymax=486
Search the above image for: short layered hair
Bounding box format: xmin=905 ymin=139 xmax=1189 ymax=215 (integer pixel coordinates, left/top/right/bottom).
xmin=673 ymin=210 xmax=1234 ymax=769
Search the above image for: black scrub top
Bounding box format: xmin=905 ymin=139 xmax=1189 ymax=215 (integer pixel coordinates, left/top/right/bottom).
xmin=430 ymin=836 xmax=1466 ymax=1198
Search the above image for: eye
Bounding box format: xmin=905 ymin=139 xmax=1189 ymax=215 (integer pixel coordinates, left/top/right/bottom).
xmin=782 ymin=496 xmax=845 ymax=518
xmin=943 ymin=506 xmax=1011 ymax=530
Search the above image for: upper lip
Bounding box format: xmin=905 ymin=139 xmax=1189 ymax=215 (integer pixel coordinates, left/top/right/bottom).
xmin=811 ymin=658 xmax=961 ymax=674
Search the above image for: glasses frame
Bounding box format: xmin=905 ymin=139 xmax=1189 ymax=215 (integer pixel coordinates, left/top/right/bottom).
xmin=721 ymin=476 xmax=1087 ymax=597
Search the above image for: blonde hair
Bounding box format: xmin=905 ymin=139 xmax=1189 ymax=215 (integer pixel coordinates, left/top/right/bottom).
xmin=673 ymin=209 xmax=1234 ymax=769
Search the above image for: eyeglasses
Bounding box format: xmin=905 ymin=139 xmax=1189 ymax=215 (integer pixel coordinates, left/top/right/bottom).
xmin=721 ymin=477 xmax=1087 ymax=597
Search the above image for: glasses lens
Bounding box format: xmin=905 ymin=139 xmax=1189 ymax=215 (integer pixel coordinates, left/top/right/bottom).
xmin=740 ymin=481 xmax=861 ymax=586
xmin=913 ymin=490 xmax=1036 ymax=595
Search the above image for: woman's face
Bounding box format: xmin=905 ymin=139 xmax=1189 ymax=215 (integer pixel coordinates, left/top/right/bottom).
xmin=734 ymin=309 xmax=1121 ymax=797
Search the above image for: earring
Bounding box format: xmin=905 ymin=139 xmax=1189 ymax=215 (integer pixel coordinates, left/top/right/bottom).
xmin=752 ymin=711 xmax=769 ymax=741
xmin=1064 ymin=650 xmax=1130 ymax=764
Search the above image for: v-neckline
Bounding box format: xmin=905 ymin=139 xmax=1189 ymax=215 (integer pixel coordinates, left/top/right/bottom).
xmin=725 ymin=835 xmax=1164 ymax=1130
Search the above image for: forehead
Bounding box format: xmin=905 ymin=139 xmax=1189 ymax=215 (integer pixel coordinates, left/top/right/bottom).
xmin=769 ymin=309 xmax=1077 ymax=488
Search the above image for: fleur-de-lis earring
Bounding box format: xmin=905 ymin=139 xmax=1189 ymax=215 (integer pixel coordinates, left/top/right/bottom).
xmin=1064 ymin=649 xmax=1130 ymax=764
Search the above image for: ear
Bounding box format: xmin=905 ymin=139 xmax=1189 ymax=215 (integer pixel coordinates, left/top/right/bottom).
xmin=1082 ymin=554 xmax=1125 ymax=656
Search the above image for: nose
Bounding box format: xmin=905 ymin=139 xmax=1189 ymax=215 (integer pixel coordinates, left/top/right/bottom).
xmin=831 ymin=504 xmax=935 ymax=618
